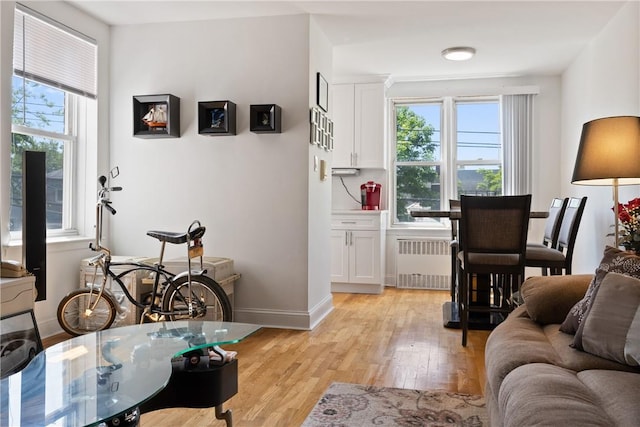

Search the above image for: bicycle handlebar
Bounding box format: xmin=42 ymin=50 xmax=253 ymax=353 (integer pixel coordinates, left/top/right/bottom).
xmin=104 ymin=202 xmax=116 ymax=215
xmin=93 ymin=172 xmax=122 ymax=253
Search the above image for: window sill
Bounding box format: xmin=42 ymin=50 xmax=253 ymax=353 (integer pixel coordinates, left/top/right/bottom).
xmin=5 ymin=234 xmax=92 ymax=250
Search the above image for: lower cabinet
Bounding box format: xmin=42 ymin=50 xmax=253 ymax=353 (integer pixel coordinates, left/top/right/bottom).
xmin=331 ymin=211 xmax=387 ymax=294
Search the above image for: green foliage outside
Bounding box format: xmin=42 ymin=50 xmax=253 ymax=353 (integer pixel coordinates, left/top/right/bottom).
xmin=476 ymin=167 xmax=502 ymax=193
xmin=395 ymin=106 xmax=438 ymax=222
xmin=11 ymin=79 xmax=64 ymax=175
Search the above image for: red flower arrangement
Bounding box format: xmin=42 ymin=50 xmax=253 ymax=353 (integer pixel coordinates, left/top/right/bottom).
xmin=614 ymin=197 xmax=640 ymax=253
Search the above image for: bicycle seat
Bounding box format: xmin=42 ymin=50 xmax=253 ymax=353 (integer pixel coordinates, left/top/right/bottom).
xmin=146 ymin=226 xmax=206 ymax=244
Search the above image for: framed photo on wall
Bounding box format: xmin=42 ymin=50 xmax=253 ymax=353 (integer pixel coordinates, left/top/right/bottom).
xmin=0 ymin=309 xmax=43 ymax=378
xmin=316 ymin=72 xmax=328 ymax=112
xmin=198 ymin=101 xmax=237 ymax=136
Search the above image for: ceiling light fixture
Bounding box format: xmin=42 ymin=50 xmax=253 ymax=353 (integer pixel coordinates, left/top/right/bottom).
xmin=441 ymin=47 xmax=476 ymax=61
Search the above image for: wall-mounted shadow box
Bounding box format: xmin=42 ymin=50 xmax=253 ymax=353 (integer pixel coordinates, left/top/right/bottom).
xmin=198 ymin=101 xmax=237 ymax=136
xmin=133 ymin=94 xmax=180 ymax=138
xmin=250 ymin=104 xmax=281 ymax=133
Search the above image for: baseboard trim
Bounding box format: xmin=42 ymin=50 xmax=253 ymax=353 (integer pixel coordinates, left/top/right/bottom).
xmin=234 ymin=294 xmax=334 ymax=330
xmin=331 ymin=282 xmax=383 ymax=294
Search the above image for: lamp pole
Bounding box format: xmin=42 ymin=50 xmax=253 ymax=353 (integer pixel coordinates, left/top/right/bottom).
xmin=613 ymin=178 xmax=619 ymax=248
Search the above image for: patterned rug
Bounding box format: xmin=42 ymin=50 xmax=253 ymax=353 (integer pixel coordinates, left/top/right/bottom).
xmin=302 ymin=382 xmax=489 ymax=426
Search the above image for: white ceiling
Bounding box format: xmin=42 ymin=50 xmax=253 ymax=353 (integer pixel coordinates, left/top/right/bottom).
xmin=67 ymin=0 xmax=627 ymax=81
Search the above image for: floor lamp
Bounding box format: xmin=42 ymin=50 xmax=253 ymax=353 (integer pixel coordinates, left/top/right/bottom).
xmin=571 ymin=116 xmax=640 ymax=247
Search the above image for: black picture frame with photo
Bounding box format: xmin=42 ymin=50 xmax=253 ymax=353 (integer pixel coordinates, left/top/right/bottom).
xmin=0 ymin=309 xmax=43 ymax=378
xmin=198 ymin=101 xmax=237 ymax=136
xmin=250 ymin=104 xmax=282 ymax=133
xmin=316 ymin=72 xmax=328 ymax=112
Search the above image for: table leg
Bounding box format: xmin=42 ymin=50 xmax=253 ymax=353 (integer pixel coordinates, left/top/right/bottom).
xmin=215 ymin=404 xmax=232 ymax=427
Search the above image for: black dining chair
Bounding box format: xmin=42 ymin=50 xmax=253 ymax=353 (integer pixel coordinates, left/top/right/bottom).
xmin=458 ymin=195 xmax=531 ymax=346
xmin=449 ymin=199 xmax=461 ymax=304
xmin=525 ymin=196 xmax=587 ymax=275
xmin=525 ymin=197 xmax=568 ymax=275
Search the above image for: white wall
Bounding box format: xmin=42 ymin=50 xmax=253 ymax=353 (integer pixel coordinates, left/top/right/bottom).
xmin=561 ymin=0 xmax=640 ymax=274
xmin=109 ymin=14 xmax=332 ymax=329
xmin=307 ymin=17 xmax=334 ymax=327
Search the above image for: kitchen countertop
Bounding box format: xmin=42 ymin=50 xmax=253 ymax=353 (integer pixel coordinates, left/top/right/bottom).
xmin=332 ymin=209 xmax=388 ymax=215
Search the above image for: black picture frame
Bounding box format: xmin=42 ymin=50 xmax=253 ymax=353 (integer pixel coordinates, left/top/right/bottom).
xmin=0 ymin=309 xmax=43 ymax=378
xmin=250 ymin=104 xmax=282 ymax=133
xmin=316 ymin=72 xmax=328 ymax=112
xmin=198 ymin=101 xmax=237 ymax=136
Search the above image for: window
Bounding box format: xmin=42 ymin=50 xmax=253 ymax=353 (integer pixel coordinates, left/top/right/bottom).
xmin=10 ymin=5 xmax=97 ymax=236
xmin=393 ymin=97 xmax=502 ymax=225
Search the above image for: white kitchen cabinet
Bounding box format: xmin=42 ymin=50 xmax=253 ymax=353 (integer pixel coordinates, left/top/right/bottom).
xmin=332 ymin=83 xmax=386 ymax=169
xmin=330 ymin=211 xmax=387 ymax=294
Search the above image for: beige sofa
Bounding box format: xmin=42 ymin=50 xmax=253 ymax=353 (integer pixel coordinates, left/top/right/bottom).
xmin=485 ymin=272 xmax=640 ymax=426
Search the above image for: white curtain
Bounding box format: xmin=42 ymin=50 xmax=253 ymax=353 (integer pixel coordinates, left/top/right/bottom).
xmin=501 ymin=94 xmax=535 ymax=195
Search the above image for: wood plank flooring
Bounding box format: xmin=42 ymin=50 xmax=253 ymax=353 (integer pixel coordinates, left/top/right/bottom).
xmin=43 ymin=288 xmax=489 ymax=426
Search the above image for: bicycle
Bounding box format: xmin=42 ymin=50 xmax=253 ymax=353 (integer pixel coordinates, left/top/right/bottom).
xmin=57 ymin=169 xmax=233 ymax=336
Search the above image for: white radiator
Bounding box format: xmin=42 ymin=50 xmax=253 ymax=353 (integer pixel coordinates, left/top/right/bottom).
xmin=396 ymin=239 xmax=451 ymax=289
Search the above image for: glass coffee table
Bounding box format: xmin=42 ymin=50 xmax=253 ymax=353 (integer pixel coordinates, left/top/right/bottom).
xmin=0 ymin=321 xmax=260 ymax=427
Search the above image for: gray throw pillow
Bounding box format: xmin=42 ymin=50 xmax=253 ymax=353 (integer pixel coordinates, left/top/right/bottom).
xmin=560 ymin=246 xmax=640 ymax=334
xmin=572 ymin=272 xmax=640 ymax=366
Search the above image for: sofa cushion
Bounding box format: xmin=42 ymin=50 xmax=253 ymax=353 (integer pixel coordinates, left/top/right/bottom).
xmin=573 ymin=272 xmax=640 ymax=366
xmin=576 ymin=370 xmax=640 ymax=427
xmin=498 ymin=363 xmax=615 ymax=426
xmin=521 ymin=274 xmax=592 ymax=324
xmin=542 ymin=324 xmax=639 ymax=374
xmin=561 ymin=246 xmax=640 ymax=334
xmin=485 ymin=308 xmax=561 ymax=397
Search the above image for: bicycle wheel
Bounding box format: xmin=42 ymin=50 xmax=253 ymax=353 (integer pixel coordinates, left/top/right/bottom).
xmin=57 ymin=289 xmax=116 ymax=336
xmin=161 ymin=275 xmax=232 ymax=321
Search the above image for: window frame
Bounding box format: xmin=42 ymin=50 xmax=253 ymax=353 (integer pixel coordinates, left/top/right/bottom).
xmin=390 ymin=95 xmax=503 ymax=228
xmin=10 ymin=84 xmax=79 ymax=239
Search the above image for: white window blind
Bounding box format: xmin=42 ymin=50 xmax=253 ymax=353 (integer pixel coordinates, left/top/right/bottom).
xmin=13 ymin=5 xmax=97 ymax=99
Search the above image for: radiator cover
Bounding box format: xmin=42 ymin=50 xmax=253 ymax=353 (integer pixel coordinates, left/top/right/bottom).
xmin=396 ymin=239 xmax=451 ymax=289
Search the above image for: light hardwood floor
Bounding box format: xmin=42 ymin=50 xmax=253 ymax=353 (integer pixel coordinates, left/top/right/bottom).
xmin=44 ymin=288 xmax=489 ymax=426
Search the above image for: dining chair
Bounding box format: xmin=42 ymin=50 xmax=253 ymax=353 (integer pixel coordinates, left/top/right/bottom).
xmin=449 ymin=199 xmax=461 ymax=304
xmin=458 ymin=194 xmax=531 ymax=346
xmin=524 ymin=196 xmax=587 ymax=275
xmin=525 ymin=197 xmax=568 ymax=275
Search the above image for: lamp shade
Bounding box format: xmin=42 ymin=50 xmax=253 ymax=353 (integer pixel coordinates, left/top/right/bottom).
xmin=572 ymin=116 xmax=640 ymax=186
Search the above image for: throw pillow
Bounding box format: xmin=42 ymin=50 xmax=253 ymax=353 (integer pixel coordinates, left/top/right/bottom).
xmin=572 ymin=272 xmax=640 ymax=366
xmin=520 ymin=274 xmax=592 ymax=324
xmin=560 ymin=246 xmax=640 ymax=334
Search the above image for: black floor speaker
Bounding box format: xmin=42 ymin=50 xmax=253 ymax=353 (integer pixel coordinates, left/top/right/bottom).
xmin=23 ymin=151 xmax=47 ymax=301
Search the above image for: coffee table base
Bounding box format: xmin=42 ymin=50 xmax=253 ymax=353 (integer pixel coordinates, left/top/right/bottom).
xmin=140 ymin=358 xmax=238 ymax=427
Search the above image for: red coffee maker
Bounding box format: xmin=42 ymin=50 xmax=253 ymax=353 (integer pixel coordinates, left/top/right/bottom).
xmin=361 ymin=181 xmax=381 ymax=210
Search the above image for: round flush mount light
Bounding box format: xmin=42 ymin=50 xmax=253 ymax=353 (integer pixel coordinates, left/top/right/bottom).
xmin=441 ymin=47 xmax=476 ymax=61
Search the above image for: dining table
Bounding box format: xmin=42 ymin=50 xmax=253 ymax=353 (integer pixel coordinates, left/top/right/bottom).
xmin=410 ymin=208 xmax=549 ymax=330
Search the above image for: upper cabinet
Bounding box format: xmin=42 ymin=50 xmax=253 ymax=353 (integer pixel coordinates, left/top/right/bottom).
xmin=332 ymin=83 xmax=386 ymax=169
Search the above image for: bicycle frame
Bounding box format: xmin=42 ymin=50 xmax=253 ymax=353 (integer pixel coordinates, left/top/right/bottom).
xmin=84 ymin=254 xmax=212 ymax=321
xmin=82 ymin=171 xmax=210 ymax=321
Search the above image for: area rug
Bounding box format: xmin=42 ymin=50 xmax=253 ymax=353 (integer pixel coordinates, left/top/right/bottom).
xmin=302 ymin=382 xmax=488 ymax=426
